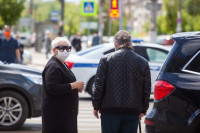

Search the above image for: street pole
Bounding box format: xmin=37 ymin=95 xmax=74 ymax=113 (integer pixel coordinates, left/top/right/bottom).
xmin=150 ymin=0 xmax=157 ymax=43
xmin=59 ymin=0 xmax=64 ymax=36
xmin=98 ymin=0 xmax=105 ymax=44
xmin=176 ymin=0 xmax=182 ymax=32
xmin=119 ymin=0 xmax=123 ymax=30
xmin=108 ymin=0 xmax=112 ymax=37
xmin=108 ymin=18 xmax=112 ymax=37
xmin=29 ymin=0 xmax=34 ymax=34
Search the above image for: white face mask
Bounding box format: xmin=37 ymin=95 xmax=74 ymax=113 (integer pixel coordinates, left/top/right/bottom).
xmin=56 ymin=50 xmax=70 ymax=61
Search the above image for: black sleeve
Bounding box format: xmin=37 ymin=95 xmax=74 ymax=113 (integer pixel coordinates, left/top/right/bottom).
xmin=92 ymin=57 xmax=107 ymax=110
xmin=142 ymin=62 xmax=151 ymax=114
xmin=44 ymin=65 xmax=73 ymax=96
xmin=0 ymin=38 xmax=2 ymax=52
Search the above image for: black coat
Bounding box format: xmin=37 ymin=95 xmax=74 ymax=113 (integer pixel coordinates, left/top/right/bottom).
xmin=42 ymin=56 xmax=78 ymax=133
xmin=92 ymin=47 xmax=151 ymax=114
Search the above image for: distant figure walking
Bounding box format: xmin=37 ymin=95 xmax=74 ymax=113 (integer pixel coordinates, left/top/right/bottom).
xmin=15 ymin=34 xmax=24 ymax=64
xmin=92 ymin=31 xmax=100 ymax=46
xmin=0 ymin=25 xmax=20 ymax=64
xmin=72 ymin=32 xmax=82 ymax=52
xmin=44 ymin=31 xmax=51 ymax=59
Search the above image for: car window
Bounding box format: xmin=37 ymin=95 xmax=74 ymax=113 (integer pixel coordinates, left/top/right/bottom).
xmin=146 ymin=48 xmax=168 ymax=63
xmin=186 ymin=51 xmax=200 ymax=73
xmin=103 ymin=48 xmax=115 ymax=55
xmin=133 ymin=46 xmax=149 ymax=60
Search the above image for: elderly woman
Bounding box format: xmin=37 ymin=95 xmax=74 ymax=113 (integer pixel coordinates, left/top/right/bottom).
xmin=42 ymin=37 xmax=84 ymax=133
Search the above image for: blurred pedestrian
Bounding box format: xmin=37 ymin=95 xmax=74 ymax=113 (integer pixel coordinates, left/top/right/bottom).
xmin=71 ymin=32 xmax=82 ymax=52
xmin=44 ymin=31 xmax=51 ymax=59
xmin=42 ymin=37 xmax=84 ymax=133
xmin=0 ymin=25 xmax=20 ymax=64
xmin=92 ymin=30 xmax=151 ymax=133
xmin=92 ymin=31 xmax=100 ymax=46
xmin=15 ymin=34 xmax=24 ymax=64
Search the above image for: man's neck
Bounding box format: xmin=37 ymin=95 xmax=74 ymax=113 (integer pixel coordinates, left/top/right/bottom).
xmin=5 ymin=37 xmax=11 ymax=41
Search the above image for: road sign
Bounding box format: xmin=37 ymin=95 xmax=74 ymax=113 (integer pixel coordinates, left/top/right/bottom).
xmin=110 ymin=0 xmax=119 ymax=18
xmin=80 ymin=22 xmax=98 ymax=29
xmin=51 ymin=10 xmax=59 ymax=22
xmin=19 ymin=18 xmax=31 ymax=26
xmin=81 ymin=0 xmax=98 ymax=16
xmin=146 ymin=2 xmax=162 ymax=10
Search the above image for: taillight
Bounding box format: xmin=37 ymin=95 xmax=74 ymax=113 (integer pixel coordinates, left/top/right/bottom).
xmin=154 ymin=81 xmax=175 ymax=100
xmin=145 ymin=120 xmax=155 ymax=125
xmin=65 ymin=61 xmax=74 ymax=69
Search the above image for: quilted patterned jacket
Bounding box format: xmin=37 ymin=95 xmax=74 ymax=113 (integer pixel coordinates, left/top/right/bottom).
xmin=92 ymin=47 xmax=151 ymax=114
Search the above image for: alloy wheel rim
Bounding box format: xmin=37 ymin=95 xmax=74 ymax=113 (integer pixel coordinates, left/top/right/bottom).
xmin=0 ymin=97 xmax=22 ymax=126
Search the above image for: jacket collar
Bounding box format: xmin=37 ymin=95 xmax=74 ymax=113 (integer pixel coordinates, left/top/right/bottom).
xmin=117 ymin=46 xmax=133 ymax=51
xmin=51 ymin=56 xmax=76 ymax=81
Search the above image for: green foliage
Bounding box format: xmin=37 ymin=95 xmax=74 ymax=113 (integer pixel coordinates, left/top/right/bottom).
xmin=158 ymin=0 xmax=177 ymax=34
xmin=181 ymin=10 xmax=200 ymax=31
xmin=157 ymin=0 xmax=200 ymax=34
xmin=185 ymin=0 xmax=200 ymax=16
xmin=0 ymin=0 xmax=25 ymax=26
xmin=20 ymin=0 xmax=128 ymax=36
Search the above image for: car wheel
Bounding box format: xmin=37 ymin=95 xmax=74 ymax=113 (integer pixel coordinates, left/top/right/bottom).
xmin=0 ymin=91 xmax=28 ymax=130
xmin=87 ymin=77 xmax=95 ymax=96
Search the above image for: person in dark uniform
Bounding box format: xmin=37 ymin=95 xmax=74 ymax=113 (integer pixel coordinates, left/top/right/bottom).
xmin=42 ymin=37 xmax=84 ymax=133
xmin=71 ymin=32 xmax=82 ymax=52
xmin=0 ymin=25 xmax=20 ymax=64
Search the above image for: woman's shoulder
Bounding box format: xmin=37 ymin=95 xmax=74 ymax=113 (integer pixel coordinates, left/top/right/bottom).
xmin=43 ymin=57 xmax=60 ymax=71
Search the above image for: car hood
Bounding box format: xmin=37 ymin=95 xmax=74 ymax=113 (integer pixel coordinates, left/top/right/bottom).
xmin=66 ymin=54 xmax=99 ymax=64
xmin=0 ymin=63 xmax=42 ymax=76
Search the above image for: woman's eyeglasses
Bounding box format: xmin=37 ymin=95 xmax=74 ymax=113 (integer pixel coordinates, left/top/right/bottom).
xmin=55 ymin=46 xmax=71 ymax=52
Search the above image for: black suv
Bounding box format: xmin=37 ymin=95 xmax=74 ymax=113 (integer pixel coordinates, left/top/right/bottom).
xmin=0 ymin=61 xmax=42 ymax=130
xmin=145 ymin=32 xmax=200 ymax=133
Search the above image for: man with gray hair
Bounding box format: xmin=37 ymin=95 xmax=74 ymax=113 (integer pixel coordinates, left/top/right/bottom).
xmin=92 ymin=30 xmax=151 ymax=133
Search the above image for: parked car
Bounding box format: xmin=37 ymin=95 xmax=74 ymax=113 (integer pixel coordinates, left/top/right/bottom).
xmin=145 ymin=32 xmax=200 ymax=133
xmin=19 ymin=34 xmax=31 ymax=47
xmin=65 ymin=42 xmax=170 ymax=95
xmin=156 ymin=35 xmax=175 ymax=46
xmin=0 ymin=61 xmax=42 ymax=130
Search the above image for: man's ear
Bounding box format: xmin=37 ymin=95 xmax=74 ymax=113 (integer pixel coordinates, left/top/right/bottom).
xmin=52 ymin=49 xmax=55 ymax=52
xmin=114 ymin=43 xmax=118 ymax=50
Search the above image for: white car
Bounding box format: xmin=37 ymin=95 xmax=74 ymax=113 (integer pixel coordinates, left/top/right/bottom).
xmin=19 ymin=34 xmax=31 ymax=47
xmin=65 ymin=42 xmax=170 ymax=95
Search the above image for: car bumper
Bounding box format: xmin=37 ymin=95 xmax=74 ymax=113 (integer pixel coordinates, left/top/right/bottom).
xmin=145 ymin=109 xmax=198 ymax=133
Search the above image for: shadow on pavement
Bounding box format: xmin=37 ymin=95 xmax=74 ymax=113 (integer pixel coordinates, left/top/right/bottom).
xmin=79 ymin=97 xmax=92 ymax=101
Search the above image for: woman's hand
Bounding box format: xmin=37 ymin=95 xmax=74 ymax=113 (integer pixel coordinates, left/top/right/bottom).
xmin=70 ymin=81 xmax=84 ymax=92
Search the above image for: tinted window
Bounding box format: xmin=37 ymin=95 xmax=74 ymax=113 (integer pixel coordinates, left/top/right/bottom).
xmin=186 ymin=51 xmax=200 ymax=73
xmin=146 ymin=48 xmax=168 ymax=63
xmin=133 ymin=46 xmax=149 ymax=60
xmin=104 ymin=48 xmax=115 ymax=55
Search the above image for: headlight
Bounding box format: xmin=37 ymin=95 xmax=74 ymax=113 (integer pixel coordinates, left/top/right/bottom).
xmin=23 ymin=74 xmax=42 ymax=85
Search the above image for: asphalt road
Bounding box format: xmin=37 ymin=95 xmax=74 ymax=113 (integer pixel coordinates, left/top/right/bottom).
xmin=0 ymin=92 xmax=154 ymax=133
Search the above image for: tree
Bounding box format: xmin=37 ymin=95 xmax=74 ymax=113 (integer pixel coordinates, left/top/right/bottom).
xmin=185 ymin=0 xmax=200 ymax=16
xmin=159 ymin=0 xmax=178 ymax=34
xmin=0 ymin=0 xmax=25 ymax=26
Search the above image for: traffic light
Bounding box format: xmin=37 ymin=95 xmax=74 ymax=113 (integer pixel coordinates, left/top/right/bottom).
xmin=110 ymin=0 xmax=119 ymax=18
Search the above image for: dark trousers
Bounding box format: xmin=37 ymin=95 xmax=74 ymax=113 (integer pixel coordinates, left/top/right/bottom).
xmin=101 ymin=113 xmax=139 ymax=133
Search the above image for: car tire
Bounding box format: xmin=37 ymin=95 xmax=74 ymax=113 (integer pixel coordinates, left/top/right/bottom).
xmin=87 ymin=77 xmax=95 ymax=96
xmin=0 ymin=91 xmax=29 ymax=130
